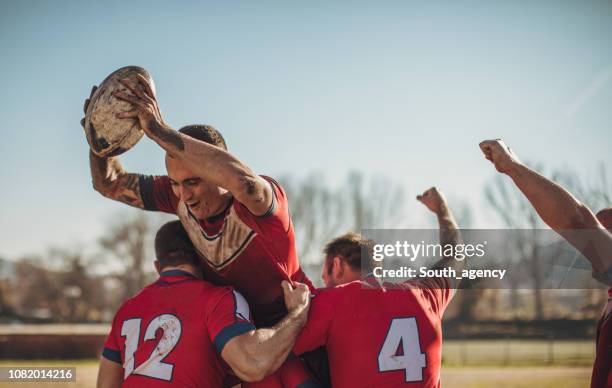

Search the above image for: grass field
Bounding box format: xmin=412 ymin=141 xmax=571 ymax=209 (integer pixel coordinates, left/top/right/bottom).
xmin=0 ymin=340 xmax=595 ymax=387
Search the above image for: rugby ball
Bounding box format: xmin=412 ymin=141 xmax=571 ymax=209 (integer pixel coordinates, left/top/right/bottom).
xmin=84 ymin=66 xmax=155 ymax=157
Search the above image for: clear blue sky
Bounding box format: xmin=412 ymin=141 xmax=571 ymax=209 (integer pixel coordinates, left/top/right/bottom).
xmin=1 ymin=0 xmax=611 ymax=259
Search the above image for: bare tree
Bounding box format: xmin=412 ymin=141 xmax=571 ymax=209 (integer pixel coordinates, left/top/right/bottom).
xmin=98 ymin=211 xmax=153 ymax=300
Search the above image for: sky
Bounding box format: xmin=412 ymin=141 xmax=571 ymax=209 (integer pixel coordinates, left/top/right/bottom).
xmin=0 ymin=0 xmax=611 ymax=260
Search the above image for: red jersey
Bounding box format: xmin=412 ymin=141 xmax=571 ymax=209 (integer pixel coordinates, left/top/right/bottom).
xmin=102 ymin=270 xmax=255 ymax=387
xmin=140 ymin=175 xmax=313 ymax=326
xmin=293 ymin=276 xmax=454 ymax=387
xmin=591 ymin=288 xmax=612 ymax=388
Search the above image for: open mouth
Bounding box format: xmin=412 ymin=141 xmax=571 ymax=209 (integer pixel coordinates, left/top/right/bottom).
xmin=187 ymin=201 xmax=200 ymax=210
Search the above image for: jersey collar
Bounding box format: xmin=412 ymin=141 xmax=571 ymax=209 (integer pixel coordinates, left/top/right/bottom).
xmin=159 ymin=269 xmax=197 ymax=279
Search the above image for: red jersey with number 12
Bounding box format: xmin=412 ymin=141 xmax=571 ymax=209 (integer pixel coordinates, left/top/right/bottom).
xmin=102 ymin=270 xmax=255 ymax=387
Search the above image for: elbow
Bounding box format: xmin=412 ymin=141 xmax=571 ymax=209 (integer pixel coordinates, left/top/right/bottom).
xmin=565 ymin=204 xmax=599 ymax=230
xmin=92 ymin=179 xmax=114 ymax=199
xmin=234 ymin=358 xmax=270 ymax=382
xmin=233 ymin=349 xmax=275 ymax=382
xmin=231 ymin=173 xmax=268 ymax=205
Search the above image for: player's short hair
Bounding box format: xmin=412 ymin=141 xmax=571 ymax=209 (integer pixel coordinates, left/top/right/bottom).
xmin=155 ymin=221 xmax=200 ymax=270
xmin=596 ymin=208 xmax=612 ymax=229
xmin=178 ymin=124 xmax=227 ymax=150
xmin=323 ymin=233 xmax=376 ymax=274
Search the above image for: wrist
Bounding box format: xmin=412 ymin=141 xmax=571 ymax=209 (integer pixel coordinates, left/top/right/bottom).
xmin=505 ymin=161 xmax=525 ymax=180
xmin=287 ymin=305 xmax=308 ymax=322
xmin=435 ymin=202 xmax=450 ymax=217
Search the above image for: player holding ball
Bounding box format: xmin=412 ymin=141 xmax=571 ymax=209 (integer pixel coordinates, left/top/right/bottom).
xmin=82 ymin=67 xmax=317 ymax=387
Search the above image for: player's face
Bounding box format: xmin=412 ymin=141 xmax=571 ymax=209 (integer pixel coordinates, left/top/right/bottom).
xmin=165 ymin=154 xmax=227 ymax=219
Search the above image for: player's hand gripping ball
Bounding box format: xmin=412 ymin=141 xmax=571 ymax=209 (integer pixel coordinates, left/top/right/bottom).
xmin=82 ymin=66 xmax=155 ymax=157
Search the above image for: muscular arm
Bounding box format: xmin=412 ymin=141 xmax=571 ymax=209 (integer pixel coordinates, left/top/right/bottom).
xmin=480 ymin=139 xmax=612 ymax=273
xmin=89 ymin=151 xmax=145 ymax=209
xmin=221 ymin=308 xmax=307 ymax=382
xmin=507 ymin=163 xmax=611 ymax=272
xmin=96 ymin=357 xmax=122 ymax=388
xmin=162 ymin=131 xmax=273 ymax=216
xmin=113 ymin=77 xmax=273 ymax=216
xmin=220 ymin=281 xmax=309 ymax=382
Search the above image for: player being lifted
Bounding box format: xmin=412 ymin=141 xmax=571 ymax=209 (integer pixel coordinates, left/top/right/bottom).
xmin=97 ymin=221 xmax=311 ymax=388
xmin=82 ymin=76 xmax=317 ymax=386
xmin=83 ymin=78 xmax=313 ymax=326
xmin=478 ymin=139 xmax=612 ymax=388
xmin=291 ymin=187 xmax=464 ymax=387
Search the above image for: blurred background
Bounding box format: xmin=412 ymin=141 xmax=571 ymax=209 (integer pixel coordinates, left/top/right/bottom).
xmin=0 ymin=1 xmax=611 ymax=387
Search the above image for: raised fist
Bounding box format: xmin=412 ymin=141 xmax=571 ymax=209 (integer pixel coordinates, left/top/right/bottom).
xmin=479 ymin=139 xmax=521 ymax=174
xmin=416 ymin=187 xmax=447 ymax=214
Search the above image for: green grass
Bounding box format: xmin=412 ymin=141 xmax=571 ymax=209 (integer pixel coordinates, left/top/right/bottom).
xmin=0 ymin=340 xmax=595 ymax=387
xmin=442 ymin=339 xmax=595 ymax=367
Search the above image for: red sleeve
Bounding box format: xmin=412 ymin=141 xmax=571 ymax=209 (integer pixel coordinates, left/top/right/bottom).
xmin=102 ymin=312 xmax=122 ymax=364
xmin=207 ymin=288 xmax=256 ymax=354
xmin=292 ymin=289 xmax=335 ymax=355
xmin=139 ymin=175 xmax=179 ymax=214
xmin=232 ymin=176 xmax=291 ymax=239
xmin=414 ymin=277 xmax=455 ymax=319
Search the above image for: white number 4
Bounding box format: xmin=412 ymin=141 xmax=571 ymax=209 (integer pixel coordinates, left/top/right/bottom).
xmin=378 ymin=317 xmax=427 ymax=382
xmin=121 ymin=314 xmax=182 ymax=381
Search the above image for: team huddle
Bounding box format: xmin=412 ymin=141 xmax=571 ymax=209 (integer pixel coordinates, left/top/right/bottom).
xmin=83 ymin=73 xmax=612 ymax=387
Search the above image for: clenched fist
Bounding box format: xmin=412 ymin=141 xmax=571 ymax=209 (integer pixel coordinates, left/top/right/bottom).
xmin=281 ymin=281 xmax=310 ymax=318
xmin=479 ymin=139 xmax=521 ymax=174
xmin=416 ymin=187 xmax=447 ymax=214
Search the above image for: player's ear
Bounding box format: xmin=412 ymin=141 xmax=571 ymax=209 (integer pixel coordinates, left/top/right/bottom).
xmin=154 ymin=260 xmax=161 ymax=274
xmin=332 ymin=256 xmax=344 ymax=278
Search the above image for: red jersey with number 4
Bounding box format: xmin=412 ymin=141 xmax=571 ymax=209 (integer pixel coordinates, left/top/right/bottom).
xmin=139 ymin=175 xmax=313 ymax=326
xmin=293 ymin=276 xmax=454 ymax=388
xmin=102 ymin=270 xmax=255 ymax=387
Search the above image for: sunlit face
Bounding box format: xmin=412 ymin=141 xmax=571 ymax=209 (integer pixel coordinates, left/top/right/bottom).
xmin=165 ymin=154 xmax=228 ymax=220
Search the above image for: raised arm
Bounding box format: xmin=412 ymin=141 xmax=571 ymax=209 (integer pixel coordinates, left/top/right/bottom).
xmin=113 ymin=76 xmax=273 ymax=216
xmin=82 ymin=86 xmax=146 ymax=209
xmin=417 ymin=187 xmax=465 ymax=279
xmin=479 ymin=139 xmax=612 ymax=273
xmin=89 ymin=152 xmax=145 ymax=209
xmin=221 ymin=281 xmax=310 ymax=382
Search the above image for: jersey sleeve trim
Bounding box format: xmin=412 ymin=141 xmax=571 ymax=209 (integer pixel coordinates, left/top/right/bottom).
xmin=259 ymin=179 xmax=278 ymax=218
xmin=296 ymin=378 xmax=322 ymax=388
xmin=102 ymin=347 xmax=122 ymax=364
xmin=213 ymin=322 xmax=256 ymax=354
xmin=139 ymin=175 xmax=157 ymax=211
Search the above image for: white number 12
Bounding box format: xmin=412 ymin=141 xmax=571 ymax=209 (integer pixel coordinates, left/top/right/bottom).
xmin=121 ymin=314 xmax=182 ymax=381
xmin=378 ymin=317 xmax=427 ymax=382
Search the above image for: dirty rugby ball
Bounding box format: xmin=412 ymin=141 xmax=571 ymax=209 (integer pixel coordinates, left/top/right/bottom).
xmin=84 ymin=66 xmax=154 ymax=157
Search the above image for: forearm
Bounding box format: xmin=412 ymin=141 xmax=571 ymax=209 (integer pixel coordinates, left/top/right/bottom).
xmin=507 ymin=164 xmax=611 ymax=272
xmin=89 ymin=151 xmax=124 ymax=194
xmin=89 ymin=151 xmax=144 ymax=208
xmin=239 ymin=310 xmax=306 ymax=381
xmin=96 ymin=357 xmax=122 ymax=388
xmin=432 ymin=204 xmax=465 ymax=273
xmin=507 ymin=163 xmax=600 ymax=230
